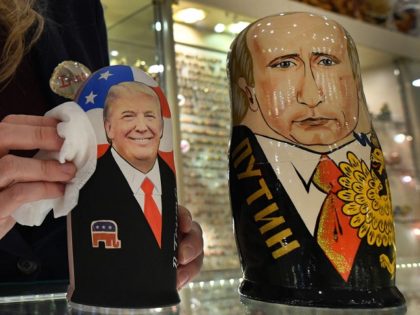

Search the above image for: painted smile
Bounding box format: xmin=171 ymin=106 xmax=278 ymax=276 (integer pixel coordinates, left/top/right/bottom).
xmin=128 ymin=136 xmax=154 ymax=144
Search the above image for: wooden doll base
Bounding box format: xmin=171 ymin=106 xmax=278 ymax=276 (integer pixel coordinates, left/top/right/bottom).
xmin=69 ymin=301 xmax=180 ymax=314
xmin=239 ymin=280 xmax=406 ymax=309
xmin=241 ymin=296 xmax=407 ymax=314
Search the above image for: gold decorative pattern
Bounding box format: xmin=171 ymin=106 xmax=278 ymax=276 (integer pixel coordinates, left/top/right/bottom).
xmin=337 ymin=150 xmax=395 ymax=247
xmin=379 ymin=252 xmax=396 ymax=279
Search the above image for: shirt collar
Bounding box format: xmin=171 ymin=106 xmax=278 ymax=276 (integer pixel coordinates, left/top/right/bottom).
xmin=111 ymin=147 xmax=162 ymax=195
xmin=256 ymin=134 xmax=372 ymax=184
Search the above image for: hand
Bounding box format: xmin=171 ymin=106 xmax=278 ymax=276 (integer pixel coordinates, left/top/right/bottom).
xmin=177 ymin=205 xmax=204 ymax=289
xmin=0 ymin=115 xmax=76 ymax=239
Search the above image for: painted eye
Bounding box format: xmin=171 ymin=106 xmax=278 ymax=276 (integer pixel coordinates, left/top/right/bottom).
xmin=145 ymin=113 xmax=156 ymax=120
xmin=271 ymin=60 xmax=296 ymax=68
xmin=318 ymin=57 xmax=336 ymax=66
xmin=122 ymin=115 xmax=134 ymax=120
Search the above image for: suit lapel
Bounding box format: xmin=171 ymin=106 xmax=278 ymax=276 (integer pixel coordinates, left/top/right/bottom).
xmin=232 ymin=125 xmax=344 ymax=281
xmin=99 ymin=149 xmax=148 ymax=226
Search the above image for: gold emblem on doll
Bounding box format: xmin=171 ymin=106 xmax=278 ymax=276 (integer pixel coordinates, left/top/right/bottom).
xmin=49 ymin=61 xmax=91 ymax=100
xmin=380 ymin=251 xmax=396 ymax=278
xmin=337 ymin=150 xmax=394 ymax=248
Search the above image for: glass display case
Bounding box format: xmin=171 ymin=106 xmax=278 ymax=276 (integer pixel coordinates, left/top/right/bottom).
xmin=0 ymin=272 xmax=420 ymax=314
xmin=1 ymin=0 xmax=420 ymax=313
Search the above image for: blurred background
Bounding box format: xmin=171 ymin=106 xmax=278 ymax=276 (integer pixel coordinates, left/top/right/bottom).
xmin=1 ymin=0 xmax=420 ymax=314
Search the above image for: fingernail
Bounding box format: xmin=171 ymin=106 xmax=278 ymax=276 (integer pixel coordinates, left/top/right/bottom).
xmin=177 ymin=270 xmax=189 ymax=290
xmin=58 ymin=183 xmax=66 ymax=193
xmin=180 ymin=245 xmax=194 ymax=264
xmin=61 ymin=163 xmax=76 ymax=175
xmin=186 ymin=213 xmax=193 ymax=227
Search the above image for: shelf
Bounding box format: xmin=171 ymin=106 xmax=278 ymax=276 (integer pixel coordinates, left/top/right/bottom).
xmin=198 ymin=0 xmax=420 ymax=63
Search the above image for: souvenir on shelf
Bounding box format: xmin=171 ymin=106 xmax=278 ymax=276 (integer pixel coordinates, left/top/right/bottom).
xmin=175 ymin=46 xmax=237 ymax=270
xmin=227 ymin=12 xmax=405 ymax=309
xmin=60 ymin=65 xmax=179 ymax=310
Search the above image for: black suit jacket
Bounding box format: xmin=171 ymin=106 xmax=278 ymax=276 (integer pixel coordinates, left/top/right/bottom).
xmin=68 ymin=149 xmax=179 ymax=308
xmin=229 ymin=125 xmax=404 ymax=307
xmin=0 ymin=0 xmax=109 ymax=283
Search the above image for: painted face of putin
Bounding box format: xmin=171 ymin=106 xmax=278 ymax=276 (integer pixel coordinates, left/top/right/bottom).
xmin=241 ymin=13 xmax=359 ymax=146
xmin=104 ymin=82 xmax=163 ymax=173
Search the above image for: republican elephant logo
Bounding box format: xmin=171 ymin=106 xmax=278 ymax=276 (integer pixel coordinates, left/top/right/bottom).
xmin=91 ymin=220 xmax=121 ymax=249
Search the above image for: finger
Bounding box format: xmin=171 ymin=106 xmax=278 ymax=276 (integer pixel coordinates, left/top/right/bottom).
xmin=178 ymin=221 xmax=204 ymax=265
xmin=177 ymin=251 xmax=204 ymax=290
xmin=2 ymin=115 xmax=59 ymax=127
xmin=178 ymin=205 xmax=193 ymax=234
xmin=0 ymin=155 xmax=76 ymax=188
xmin=0 ymin=123 xmax=63 ymax=154
xmin=0 ymin=216 xmax=16 ymax=240
xmin=0 ymin=182 xmax=65 ymax=219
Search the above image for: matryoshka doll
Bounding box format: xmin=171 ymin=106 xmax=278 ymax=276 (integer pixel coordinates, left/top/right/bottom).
xmin=228 ymin=12 xmax=405 ymax=309
xmin=66 ymin=65 xmax=179 ymax=311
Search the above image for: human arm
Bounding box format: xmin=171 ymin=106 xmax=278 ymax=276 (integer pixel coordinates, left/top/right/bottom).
xmin=0 ymin=115 xmax=76 ymax=239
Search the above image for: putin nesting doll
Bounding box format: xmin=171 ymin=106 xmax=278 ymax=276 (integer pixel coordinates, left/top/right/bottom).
xmin=228 ymin=12 xmax=405 ymax=309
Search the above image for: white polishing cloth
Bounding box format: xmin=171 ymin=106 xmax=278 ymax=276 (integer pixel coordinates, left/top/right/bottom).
xmin=12 ymin=102 xmax=97 ymax=226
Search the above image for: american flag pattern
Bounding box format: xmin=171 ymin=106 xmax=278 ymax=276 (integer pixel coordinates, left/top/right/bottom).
xmin=75 ymin=65 xmax=175 ymax=173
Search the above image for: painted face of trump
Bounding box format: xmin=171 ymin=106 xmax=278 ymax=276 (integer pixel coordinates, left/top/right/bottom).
xmin=104 ymin=82 xmax=163 ymax=173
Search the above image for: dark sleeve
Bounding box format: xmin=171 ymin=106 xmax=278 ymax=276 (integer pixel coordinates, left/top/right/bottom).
xmin=0 ymin=0 xmax=111 ymax=284
xmin=32 ymin=0 xmax=110 ymax=108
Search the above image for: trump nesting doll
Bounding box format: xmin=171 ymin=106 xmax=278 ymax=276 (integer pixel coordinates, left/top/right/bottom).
xmin=67 ymin=66 xmax=179 ymax=310
xmin=228 ymin=12 xmax=405 ymax=308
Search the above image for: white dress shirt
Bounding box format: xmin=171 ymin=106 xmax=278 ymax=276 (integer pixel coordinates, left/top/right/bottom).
xmin=111 ymin=148 xmax=162 ymax=214
xmin=256 ymin=135 xmax=371 ymax=236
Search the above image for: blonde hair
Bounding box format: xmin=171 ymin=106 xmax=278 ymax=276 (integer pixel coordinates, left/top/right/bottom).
xmin=0 ymin=0 xmax=44 ymax=85
xmin=103 ymin=81 xmax=160 ymax=120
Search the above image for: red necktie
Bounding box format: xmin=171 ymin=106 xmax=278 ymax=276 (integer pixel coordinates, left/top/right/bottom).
xmin=141 ymin=177 xmax=162 ymax=248
xmin=313 ymin=154 xmax=360 ymax=282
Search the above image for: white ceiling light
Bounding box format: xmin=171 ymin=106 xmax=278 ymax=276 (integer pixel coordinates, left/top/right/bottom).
xmin=110 ymin=50 xmax=119 ymax=57
xmin=412 ymin=78 xmax=420 ymax=87
xmin=214 ymin=23 xmax=226 ymax=33
xmin=228 ymin=21 xmax=250 ymax=34
xmin=173 ymin=8 xmax=206 ymax=24
xmin=393 ymin=133 xmax=406 ymax=143
xmin=402 ymin=175 xmax=413 ymax=183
